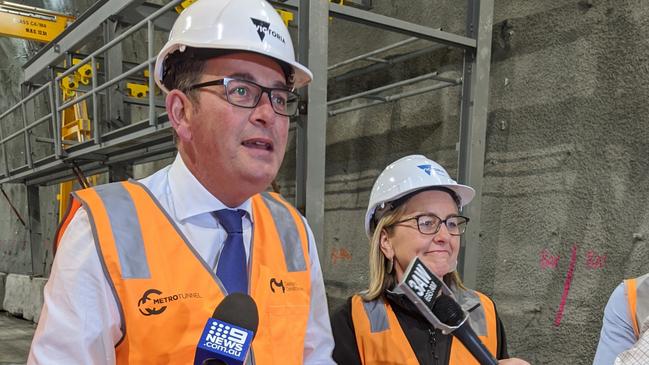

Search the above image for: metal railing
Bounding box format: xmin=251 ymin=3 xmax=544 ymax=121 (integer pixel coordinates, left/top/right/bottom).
xmin=0 ymin=0 xmax=183 ymax=185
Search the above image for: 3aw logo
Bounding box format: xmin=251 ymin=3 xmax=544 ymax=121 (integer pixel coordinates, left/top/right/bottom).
xmin=250 ymin=18 xmax=286 ymax=44
xmin=406 ymin=262 xmax=439 ymax=304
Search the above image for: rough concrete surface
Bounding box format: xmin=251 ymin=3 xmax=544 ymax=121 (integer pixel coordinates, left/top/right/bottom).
xmin=2 ymin=0 xmax=649 ymax=364
xmin=0 ymin=311 xmax=35 ymax=365
xmin=25 ymin=278 xmax=46 ymax=323
xmin=2 ymin=274 xmax=31 ymax=317
xmin=0 ymin=273 xmax=5 ymax=311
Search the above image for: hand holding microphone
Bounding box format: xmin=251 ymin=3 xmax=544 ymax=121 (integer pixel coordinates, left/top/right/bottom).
xmin=432 ymin=294 xmax=498 ymax=365
xmin=397 ymin=257 xmax=497 ymax=365
xmin=194 ymin=293 xmax=259 ymax=365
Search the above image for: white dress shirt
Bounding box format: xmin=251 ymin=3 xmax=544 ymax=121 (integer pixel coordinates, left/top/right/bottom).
xmin=28 ymin=154 xmax=335 ymax=364
xmin=593 ymin=283 xmax=637 ymax=365
xmin=615 ymin=314 xmax=649 ymax=365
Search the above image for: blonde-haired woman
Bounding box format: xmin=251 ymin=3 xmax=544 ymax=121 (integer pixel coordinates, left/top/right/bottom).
xmin=331 ymin=155 xmax=529 ymax=365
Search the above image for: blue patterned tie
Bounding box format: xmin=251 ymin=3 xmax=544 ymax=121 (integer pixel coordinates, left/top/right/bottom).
xmin=214 ymin=209 xmax=247 ymax=294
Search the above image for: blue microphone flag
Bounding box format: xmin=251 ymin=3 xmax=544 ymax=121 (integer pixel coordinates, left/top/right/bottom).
xmin=194 ymin=318 xmax=254 ymax=365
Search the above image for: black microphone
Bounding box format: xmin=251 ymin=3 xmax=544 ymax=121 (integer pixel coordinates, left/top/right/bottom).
xmin=432 ymin=294 xmax=498 ymax=365
xmin=193 ymin=293 xmax=259 ymax=365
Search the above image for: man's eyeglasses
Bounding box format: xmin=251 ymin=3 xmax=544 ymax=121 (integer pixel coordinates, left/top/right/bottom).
xmin=390 ymin=214 xmax=469 ymax=236
xmin=189 ymin=77 xmax=300 ymax=117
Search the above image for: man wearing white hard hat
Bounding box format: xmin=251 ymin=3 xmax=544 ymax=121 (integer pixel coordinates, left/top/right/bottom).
xmin=330 ymin=155 xmax=530 ymax=365
xmin=29 ymin=0 xmax=334 ymax=363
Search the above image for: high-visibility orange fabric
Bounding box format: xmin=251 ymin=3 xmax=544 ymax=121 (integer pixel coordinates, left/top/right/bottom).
xmin=58 ymin=182 xmax=311 ymax=364
xmin=626 ymin=278 xmax=640 ymax=339
xmin=350 ymin=292 xmax=498 ymax=365
xmin=53 ymin=197 xmax=81 ymax=254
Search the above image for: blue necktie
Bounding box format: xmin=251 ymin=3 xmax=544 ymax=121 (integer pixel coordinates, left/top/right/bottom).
xmin=214 ymin=209 xmax=247 ymax=294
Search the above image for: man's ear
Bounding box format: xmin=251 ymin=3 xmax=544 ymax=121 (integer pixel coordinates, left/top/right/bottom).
xmin=166 ymin=90 xmax=194 ymax=142
xmin=379 ymin=229 xmax=394 ymax=259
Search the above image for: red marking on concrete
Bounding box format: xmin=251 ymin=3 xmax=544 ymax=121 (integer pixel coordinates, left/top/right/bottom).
xmin=554 ymin=245 xmax=578 ymax=326
xmin=585 ymin=250 xmax=606 ymax=269
xmin=539 ymin=249 xmax=560 ymax=269
xmin=331 ymin=247 xmax=352 ymax=264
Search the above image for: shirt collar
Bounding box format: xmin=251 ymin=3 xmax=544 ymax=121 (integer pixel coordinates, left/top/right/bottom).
xmin=168 ymin=154 xmax=253 ymax=222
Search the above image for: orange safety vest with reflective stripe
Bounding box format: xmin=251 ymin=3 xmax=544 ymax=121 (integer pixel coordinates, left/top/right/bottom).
xmin=55 ymin=181 xmax=312 ymax=364
xmin=350 ymin=290 xmax=498 ymax=365
xmin=624 ymin=273 xmax=649 ymax=339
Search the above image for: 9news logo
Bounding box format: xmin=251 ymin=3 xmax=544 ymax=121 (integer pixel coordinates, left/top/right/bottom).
xmin=199 ymin=319 xmax=251 ymax=360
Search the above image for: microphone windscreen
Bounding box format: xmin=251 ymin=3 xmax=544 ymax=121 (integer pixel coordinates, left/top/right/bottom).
xmin=212 ymin=292 xmax=259 ymax=337
xmin=432 ymin=294 xmax=465 ymax=326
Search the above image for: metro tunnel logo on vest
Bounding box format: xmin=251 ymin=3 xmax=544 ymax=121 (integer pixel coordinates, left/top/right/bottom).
xmin=137 ymin=288 xmax=202 ymax=316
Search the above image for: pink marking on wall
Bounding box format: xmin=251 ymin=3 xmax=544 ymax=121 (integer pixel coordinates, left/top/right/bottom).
xmin=539 ymin=249 xmax=560 ymax=269
xmin=585 ymin=250 xmax=607 ymax=269
xmin=331 ymin=247 xmax=352 ymax=264
xmin=554 ymin=244 xmax=578 ymax=326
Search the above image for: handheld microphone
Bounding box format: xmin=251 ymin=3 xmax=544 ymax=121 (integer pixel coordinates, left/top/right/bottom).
xmin=193 ymin=293 xmax=259 ymax=365
xmin=397 ymin=257 xmax=497 ymax=365
xmin=396 ymin=256 xmax=454 ymax=332
xmin=433 ymin=294 xmax=498 ymax=365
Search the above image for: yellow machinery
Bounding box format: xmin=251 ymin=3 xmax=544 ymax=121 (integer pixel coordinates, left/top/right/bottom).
xmin=0 ymin=1 xmax=88 ymax=221
xmin=57 ymin=58 xmax=98 ymax=222
xmin=0 ymin=1 xmax=74 ymax=43
xmin=126 ymin=69 xmax=152 ymax=98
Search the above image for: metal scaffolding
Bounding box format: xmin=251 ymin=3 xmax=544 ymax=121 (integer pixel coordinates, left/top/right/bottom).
xmin=0 ymin=0 xmax=493 ymax=285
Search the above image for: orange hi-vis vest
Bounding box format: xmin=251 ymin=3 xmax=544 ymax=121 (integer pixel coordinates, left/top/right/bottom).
xmin=55 ymin=181 xmax=312 ymax=364
xmin=350 ymin=289 xmax=498 ymax=365
xmin=624 ymin=273 xmax=649 ymax=339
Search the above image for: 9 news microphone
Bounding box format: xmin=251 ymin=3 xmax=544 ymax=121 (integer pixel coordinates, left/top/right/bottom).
xmin=193 ymin=293 xmax=259 ymax=365
xmin=433 ymin=294 xmax=497 ymax=365
xmin=397 ymin=257 xmax=497 ymax=365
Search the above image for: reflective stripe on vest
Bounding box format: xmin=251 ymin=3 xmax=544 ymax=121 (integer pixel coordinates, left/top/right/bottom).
xmin=64 ymin=181 xmax=311 ymax=364
xmin=626 ymin=273 xmax=649 ymax=339
xmin=351 ymin=291 xmax=498 ymax=365
xmin=260 ymin=192 xmax=307 ymax=272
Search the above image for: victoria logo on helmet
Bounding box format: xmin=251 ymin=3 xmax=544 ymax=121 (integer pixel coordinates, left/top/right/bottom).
xmin=417 ymin=164 xmax=432 ymax=176
xmin=250 ymin=18 xmax=286 ymax=44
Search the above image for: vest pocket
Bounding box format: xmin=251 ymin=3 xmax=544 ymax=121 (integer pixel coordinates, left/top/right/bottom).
xmin=266 ymin=302 xmax=309 ymax=363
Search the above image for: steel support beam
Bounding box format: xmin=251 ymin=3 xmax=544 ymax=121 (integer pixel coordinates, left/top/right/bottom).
xmin=105 ymin=19 xmax=129 ymax=128
xmin=295 ymin=0 xmax=328 ymax=253
xmin=457 ymin=0 xmax=495 ymax=288
xmin=23 ymin=0 xmax=147 ymax=82
xmin=27 ymin=185 xmax=44 ymax=276
xmin=273 ymin=0 xmax=475 ymax=50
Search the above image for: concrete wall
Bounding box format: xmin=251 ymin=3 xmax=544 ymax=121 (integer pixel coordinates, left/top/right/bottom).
xmin=2 ymin=0 xmax=649 ymax=364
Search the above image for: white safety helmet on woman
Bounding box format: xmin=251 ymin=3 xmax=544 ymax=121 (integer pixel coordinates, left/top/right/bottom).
xmin=364 ymin=154 xmax=475 ymax=238
xmin=154 ymin=0 xmax=313 ymax=93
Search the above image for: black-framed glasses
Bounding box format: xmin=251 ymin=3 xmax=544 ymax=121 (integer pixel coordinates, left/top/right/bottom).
xmin=391 ymin=214 xmax=469 ymax=236
xmin=189 ymin=77 xmax=300 ymax=117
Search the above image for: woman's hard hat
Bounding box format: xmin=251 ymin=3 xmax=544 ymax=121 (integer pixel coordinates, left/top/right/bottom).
xmin=154 ymin=0 xmax=313 ymax=93
xmin=364 ymin=154 xmax=475 ymax=238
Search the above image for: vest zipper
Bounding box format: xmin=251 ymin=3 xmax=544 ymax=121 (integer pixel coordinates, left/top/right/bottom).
xmin=429 ymin=328 xmax=439 ymax=365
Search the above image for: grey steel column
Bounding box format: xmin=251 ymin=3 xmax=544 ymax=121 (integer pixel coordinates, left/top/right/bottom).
xmin=104 ymin=19 xmax=128 ymax=130
xmin=27 ymin=185 xmax=44 ymax=276
xmin=457 ymin=0 xmax=494 ymax=288
xmin=296 ymin=0 xmax=328 ymax=252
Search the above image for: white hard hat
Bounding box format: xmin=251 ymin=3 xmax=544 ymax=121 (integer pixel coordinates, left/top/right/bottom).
xmin=154 ymin=0 xmax=313 ymax=93
xmin=364 ymin=154 xmax=475 ymax=238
